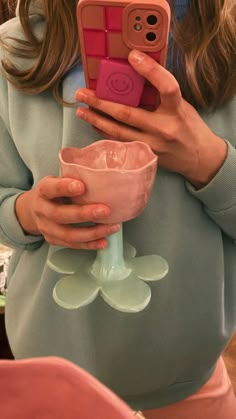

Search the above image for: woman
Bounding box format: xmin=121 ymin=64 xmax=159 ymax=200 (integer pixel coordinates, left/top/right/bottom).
xmin=0 ymin=1 xmax=236 ymax=417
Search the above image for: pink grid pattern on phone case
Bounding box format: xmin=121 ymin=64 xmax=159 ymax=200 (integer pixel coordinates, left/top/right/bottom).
xmin=82 ymin=5 xmax=162 ymax=107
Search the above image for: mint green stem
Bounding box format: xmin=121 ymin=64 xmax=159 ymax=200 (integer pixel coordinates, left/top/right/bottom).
xmin=90 ymin=223 xmax=131 ymax=282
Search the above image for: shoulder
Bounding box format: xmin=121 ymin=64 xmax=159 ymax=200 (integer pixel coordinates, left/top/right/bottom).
xmin=0 ymin=15 xmax=45 ymax=72
xmin=0 ymin=13 xmax=45 ymax=41
xmin=0 ymin=15 xmax=44 ymax=127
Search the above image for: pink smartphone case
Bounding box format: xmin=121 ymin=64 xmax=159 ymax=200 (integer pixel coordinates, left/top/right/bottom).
xmin=77 ymin=0 xmax=170 ymax=108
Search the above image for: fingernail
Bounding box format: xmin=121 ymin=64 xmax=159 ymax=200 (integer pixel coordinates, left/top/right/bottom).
xmin=76 ymin=92 xmax=86 ymax=101
xmin=129 ymin=50 xmax=145 ymax=63
xmin=97 ymin=239 xmax=108 ymax=249
xmin=68 ymin=181 xmax=83 ymax=193
xmin=110 ymin=224 xmax=121 ymax=233
xmin=77 ymin=108 xmax=85 ymax=117
xmin=93 ymin=207 xmax=109 ymax=218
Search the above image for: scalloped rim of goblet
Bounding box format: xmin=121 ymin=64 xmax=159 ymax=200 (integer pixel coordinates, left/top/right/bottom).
xmin=59 ymin=140 xmax=158 ymax=173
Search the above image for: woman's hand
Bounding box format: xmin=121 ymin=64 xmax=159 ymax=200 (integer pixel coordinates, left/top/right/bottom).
xmin=15 ymin=176 xmax=120 ymax=249
xmin=75 ymin=50 xmax=227 ymax=189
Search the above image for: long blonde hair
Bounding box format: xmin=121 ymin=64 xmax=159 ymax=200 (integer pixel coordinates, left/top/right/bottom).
xmin=1 ymin=0 xmax=236 ymax=109
xmin=171 ymin=0 xmax=236 ymax=109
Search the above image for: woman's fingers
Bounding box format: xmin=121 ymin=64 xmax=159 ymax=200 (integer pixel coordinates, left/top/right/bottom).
xmin=76 ymin=105 xmax=164 ymax=153
xmin=36 ymin=177 xmax=112 ymax=223
xmin=128 ymin=50 xmax=182 ymax=110
xmin=40 ymin=219 xmax=120 ymax=250
xmin=76 ymin=89 xmax=151 ymax=132
xmin=33 ymin=175 xmax=120 ymax=250
xmin=77 ymin=105 xmax=152 ymax=144
xmin=76 ymin=51 xmax=182 ymax=119
xmin=36 ymin=200 xmax=111 ymax=225
xmin=37 ymin=176 xmax=85 ymax=200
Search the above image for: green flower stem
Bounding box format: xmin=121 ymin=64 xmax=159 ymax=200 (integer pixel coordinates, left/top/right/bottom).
xmin=90 ymin=223 xmax=131 ymax=282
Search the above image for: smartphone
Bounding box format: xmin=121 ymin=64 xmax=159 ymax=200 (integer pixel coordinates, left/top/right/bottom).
xmin=77 ymin=0 xmax=170 ymax=109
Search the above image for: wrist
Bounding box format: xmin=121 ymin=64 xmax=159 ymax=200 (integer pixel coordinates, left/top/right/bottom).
xmin=187 ymin=136 xmax=228 ymax=189
xmin=15 ymin=190 xmax=40 ymax=236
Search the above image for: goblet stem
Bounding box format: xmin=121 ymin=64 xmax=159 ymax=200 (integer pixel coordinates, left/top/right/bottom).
xmin=90 ymin=223 xmax=131 ymax=282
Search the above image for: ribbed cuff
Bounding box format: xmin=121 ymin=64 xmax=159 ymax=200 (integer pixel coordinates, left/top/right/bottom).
xmin=186 ymin=141 xmax=236 ymax=212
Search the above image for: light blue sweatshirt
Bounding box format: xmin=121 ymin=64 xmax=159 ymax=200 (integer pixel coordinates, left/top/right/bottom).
xmin=0 ymin=0 xmax=236 ymax=410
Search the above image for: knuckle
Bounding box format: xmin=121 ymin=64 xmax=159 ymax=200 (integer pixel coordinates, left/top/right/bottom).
xmin=147 ymin=65 xmax=157 ymax=78
xmin=90 ymin=112 xmax=103 ymax=129
xmin=37 ymin=222 xmax=47 ymax=236
xmin=45 ymin=236 xmax=57 ymax=246
xmin=90 ymin=229 xmax=101 ymax=241
xmin=71 ymin=241 xmax=97 ymax=250
xmin=36 ymin=184 xmax=44 ymax=199
xmin=178 ymin=101 xmax=190 ymax=120
xmin=60 ymin=229 xmax=71 ymax=244
xmin=45 ymin=204 xmax=58 ymax=220
xmin=87 ymin=226 xmax=103 ymax=241
xmin=34 ymin=205 xmax=41 ymax=217
xmin=37 ymin=176 xmax=53 ymax=197
xmin=165 ymin=80 xmax=180 ymax=98
xmin=50 ymin=206 xmax=62 ymax=222
xmin=78 ymin=242 xmax=93 ymax=250
xmin=110 ymin=125 xmax=122 ymax=141
xmin=85 ymin=241 xmax=102 ymax=250
xmin=77 ymin=206 xmax=91 ymax=222
xmin=115 ymin=106 xmax=132 ymax=123
xmin=144 ymin=63 xmax=159 ymax=80
xmin=64 ymin=228 xmax=85 ymax=247
xmin=91 ymin=96 xmax=102 ymax=109
xmin=164 ymin=126 xmax=179 ymax=142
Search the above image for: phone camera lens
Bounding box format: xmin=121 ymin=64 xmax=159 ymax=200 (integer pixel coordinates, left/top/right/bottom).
xmin=146 ymin=32 xmax=156 ymax=42
xmin=147 ymin=15 xmax=158 ymax=25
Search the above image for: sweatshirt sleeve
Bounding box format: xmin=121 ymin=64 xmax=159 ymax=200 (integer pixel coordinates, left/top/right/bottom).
xmin=186 ymin=141 xmax=236 ymax=241
xmin=0 ymin=116 xmax=44 ymax=250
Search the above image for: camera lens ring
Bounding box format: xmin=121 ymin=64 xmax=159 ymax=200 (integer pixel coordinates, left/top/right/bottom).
xmin=147 ymin=15 xmax=158 ymax=26
xmin=146 ymin=32 xmax=157 ymax=42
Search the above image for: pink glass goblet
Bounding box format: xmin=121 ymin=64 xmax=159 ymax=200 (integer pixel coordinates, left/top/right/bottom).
xmin=48 ymin=140 xmax=168 ymax=313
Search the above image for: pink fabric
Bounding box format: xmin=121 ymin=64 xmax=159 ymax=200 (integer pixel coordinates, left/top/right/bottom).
xmin=143 ymin=357 xmax=236 ymax=419
xmin=0 ymin=357 xmax=135 ymax=419
xmin=1 ymin=356 xmax=235 ymax=418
